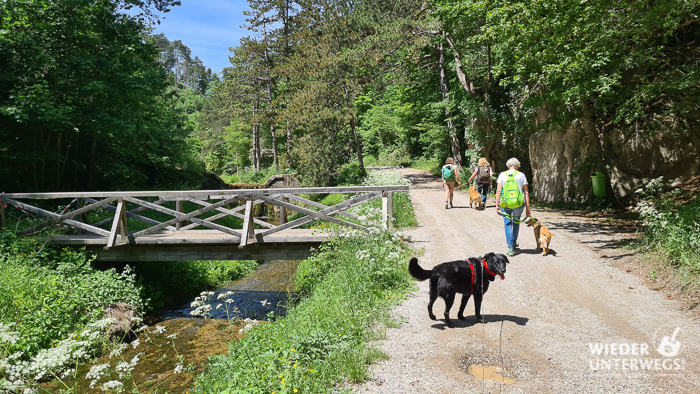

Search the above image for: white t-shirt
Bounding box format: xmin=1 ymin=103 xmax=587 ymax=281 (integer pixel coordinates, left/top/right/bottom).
xmin=496 ymin=169 xmax=528 ymax=193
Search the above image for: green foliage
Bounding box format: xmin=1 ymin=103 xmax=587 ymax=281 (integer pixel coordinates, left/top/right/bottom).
xmin=0 ymin=0 xmax=201 ymax=192
xmin=633 ymin=178 xmax=700 ymax=279
xmin=435 ymin=0 xmax=700 ymax=128
xmin=0 ymin=231 xmax=143 ymax=358
xmin=220 ymin=166 xmax=294 ymax=185
xmin=336 ymin=162 xmax=366 ymax=186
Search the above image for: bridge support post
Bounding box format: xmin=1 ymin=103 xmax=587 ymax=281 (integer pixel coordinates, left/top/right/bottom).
xmin=279 ymin=194 xmax=287 ymax=225
xmin=175 ymin=200 xmax=183 ymax=231
xmin=382 ymin=191 xmax=393 ymax=229
xmin=105 ymin=198 xmax=128 ymax=249
xmin=240 ymin=199 xmax=255 ymax=247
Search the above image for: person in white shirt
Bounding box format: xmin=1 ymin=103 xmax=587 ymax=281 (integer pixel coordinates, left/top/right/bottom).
xmin=494 ymin=158 xmax=531 ymax=256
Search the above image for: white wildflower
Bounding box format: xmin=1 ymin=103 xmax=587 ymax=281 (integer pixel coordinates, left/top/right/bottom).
xmin=0 ymin=323 xmax=20 ymax=345
xmin=115 ymin=361 xmax=134 ymax=378
xmin=101 ymin=380 xmax=123 ymax=392
xmin=174 ymin=364 xmax=184 ymax=374
xmin=109 ymin=343 xmax=129 ymax=358
xmin=86 ymin=363 xmax=110 ymax=380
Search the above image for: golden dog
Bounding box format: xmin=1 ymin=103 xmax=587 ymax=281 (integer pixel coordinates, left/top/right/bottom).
xmin=526 ymin=218 xmax=556 ymax=256
xmin=469 ymin=186 xmax=483 ymax=210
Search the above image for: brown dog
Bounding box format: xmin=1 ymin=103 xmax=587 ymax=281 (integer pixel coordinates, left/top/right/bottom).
xmin=469 ymin=186 xmax=483 ymax=210
xmin=526 ymin=218 xmax=556 ymax=256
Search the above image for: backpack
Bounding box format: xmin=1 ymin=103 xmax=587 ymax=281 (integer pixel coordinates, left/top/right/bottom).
xmin=478 ymin=166 xmax=490 ymax=183
xmin=442 ymin=165 xmax=456 ymax=181
xmin=499 ymin=171 xmax=524 ymax=209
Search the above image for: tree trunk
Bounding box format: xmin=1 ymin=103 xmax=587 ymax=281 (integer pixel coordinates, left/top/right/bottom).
xmin=350 ymin=115 xmax=365 ymax=173
xmin=253 ymin=121 xmax=261 ymax=172
xmin=438 ymin=42 xmax=462 ymax=168
xmin=252 ymin=101 xmax=262 ymax=172
xmin=271 ymin=122 xmax=279 ymax=170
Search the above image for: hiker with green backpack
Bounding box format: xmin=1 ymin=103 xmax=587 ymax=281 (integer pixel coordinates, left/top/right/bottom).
xmin=495 ymin=157 xmax=531 ymax=256
xmin=441 ymin=157 xmax=461 ymax=209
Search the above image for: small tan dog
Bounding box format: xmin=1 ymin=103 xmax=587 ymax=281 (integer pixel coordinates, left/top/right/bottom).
xmin=469 ymin=186 xmax=483 ymax=210
xmin=525 ymin=218 xmax=556 ymax=256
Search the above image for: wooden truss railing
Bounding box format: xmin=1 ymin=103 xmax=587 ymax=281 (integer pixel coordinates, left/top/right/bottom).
xmin=0 ymin=186 xmax=409 ymax=249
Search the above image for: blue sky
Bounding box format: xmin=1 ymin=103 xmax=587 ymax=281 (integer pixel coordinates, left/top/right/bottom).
xmin=153 ymin=0 xmax=251 ymax=73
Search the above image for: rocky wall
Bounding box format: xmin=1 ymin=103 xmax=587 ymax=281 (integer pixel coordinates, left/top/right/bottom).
xmin=529 ymin=120 xmax=700 ymax=203
xmin=528 ymin=117 xmax=599 ymax=203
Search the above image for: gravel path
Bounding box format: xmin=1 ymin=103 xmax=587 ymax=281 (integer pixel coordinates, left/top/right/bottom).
xmin=351 ymin=168 xmax=700 ymax=393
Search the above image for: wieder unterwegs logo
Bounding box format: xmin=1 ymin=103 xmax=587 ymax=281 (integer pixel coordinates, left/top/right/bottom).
xmin=589 ymin=325 xmax=686 ymax=372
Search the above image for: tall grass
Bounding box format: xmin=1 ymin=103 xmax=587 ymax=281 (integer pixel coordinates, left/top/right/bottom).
xmin=633 ymin=177 xmax=700 ymax=284
xmin=194 ymin=171 xmax=417 ymax=393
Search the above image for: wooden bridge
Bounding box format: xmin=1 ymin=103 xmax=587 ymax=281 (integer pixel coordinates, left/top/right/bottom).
xmin=0 ymin=186 xmax=409 ymax=261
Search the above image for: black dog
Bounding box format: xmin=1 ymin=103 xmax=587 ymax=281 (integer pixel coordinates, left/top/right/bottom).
xmin=408 ymin=253 xmax=509 ymax=327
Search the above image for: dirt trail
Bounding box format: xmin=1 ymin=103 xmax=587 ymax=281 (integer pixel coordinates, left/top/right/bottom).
xmin=354 ymin=168 xmax=700 ymax=393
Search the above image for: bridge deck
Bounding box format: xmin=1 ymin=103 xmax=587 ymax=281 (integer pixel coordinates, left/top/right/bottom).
xmin=49 ymin=229 xmax=329 ymax=245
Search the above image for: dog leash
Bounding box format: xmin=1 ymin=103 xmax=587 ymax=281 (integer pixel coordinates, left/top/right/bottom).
xmin=469 ymin=258 xmax=499 ymax=294
xmin=498 ymin=210 xmax=533 ymax=224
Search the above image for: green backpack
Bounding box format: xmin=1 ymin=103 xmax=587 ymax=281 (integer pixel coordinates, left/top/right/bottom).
xmin=442 ymin=165 xmax=456 ymax=181
xmin=499 ymin=171 xmax=524 ymax=209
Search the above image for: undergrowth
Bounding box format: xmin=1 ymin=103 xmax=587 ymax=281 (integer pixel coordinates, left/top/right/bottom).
xmin=193 ymin=170 xmax=417 ymax=393
xmin=631 ymin=177 xmax=700 ymax=287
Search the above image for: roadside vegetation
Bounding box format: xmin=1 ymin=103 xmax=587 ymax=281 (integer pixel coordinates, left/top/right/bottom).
xmin=0 ymin=228 xmax=259 ymax=392
xmin=631 ymin=177 xmax=700 ymax=291
xmin=194 ymin=170 xmax=417 ymax=393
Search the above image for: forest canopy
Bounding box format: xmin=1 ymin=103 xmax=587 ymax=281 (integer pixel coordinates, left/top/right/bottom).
xmin=0 ymin=0 xmax=200 ymax=192
xmin=197 ymin=0 xmax=699 ymax=188
xmin=2 ymin=0 xmax=698 ymax=195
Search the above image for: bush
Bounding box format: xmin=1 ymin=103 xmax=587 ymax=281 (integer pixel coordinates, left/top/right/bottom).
xmin=336 ymin=162 xmax=366 ymax=186
xmin=220 ymin=166 xmax=294 ymax=185
xmin=633 ymin=177 xmax=700 ymax=278
xmin=0 ymin=232 xmax=143 ymax=359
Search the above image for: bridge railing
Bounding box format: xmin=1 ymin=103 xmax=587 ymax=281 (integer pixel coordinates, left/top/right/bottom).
xmin=0 ymin=186 xmax=410 ymax=249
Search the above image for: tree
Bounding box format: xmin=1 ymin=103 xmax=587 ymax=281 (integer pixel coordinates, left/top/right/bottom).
xmin=0 ymin=0 xmax=198 ymax=191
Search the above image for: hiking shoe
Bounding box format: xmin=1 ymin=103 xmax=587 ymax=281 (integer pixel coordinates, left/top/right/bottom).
xmin=515 ymin=241 xmax=520 ymax=249
xmin=445 ymin=203 xmax=449 ymax=209
xmin=507 ymin=250 xmax=515 ymax=256
xmin=449 ymin=202 xmax=454 ymax=208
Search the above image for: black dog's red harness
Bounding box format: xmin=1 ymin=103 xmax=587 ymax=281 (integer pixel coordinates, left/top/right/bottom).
xmin=482 ymin=258 xmax=498 ymax=277
xmin=469 ymin=260 xmax=476 ymax=293
xmin=468 ymin=258 xmax=498 ymax=293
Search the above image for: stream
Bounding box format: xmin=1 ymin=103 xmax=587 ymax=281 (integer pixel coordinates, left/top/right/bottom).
xmin=42 ymin=259 xmax=300 ymax=393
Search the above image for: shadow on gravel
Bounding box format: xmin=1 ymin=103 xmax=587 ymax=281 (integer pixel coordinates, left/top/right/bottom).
xmin=403 ymin=173 xmax=443 ymax=189
xmin=514 ymin=248 xmax=558 ymax=256
xmin=431 ymin=314 xmax=529 ymax=330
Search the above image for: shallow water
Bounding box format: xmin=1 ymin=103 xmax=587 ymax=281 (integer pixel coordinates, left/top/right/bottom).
xmin=164 ymin=259 xmax=300 ymax=321
xmin=468 ymin=364 xmax=516 ymax=384
xmin=42 ymin=259 xmax=299 ymax=393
